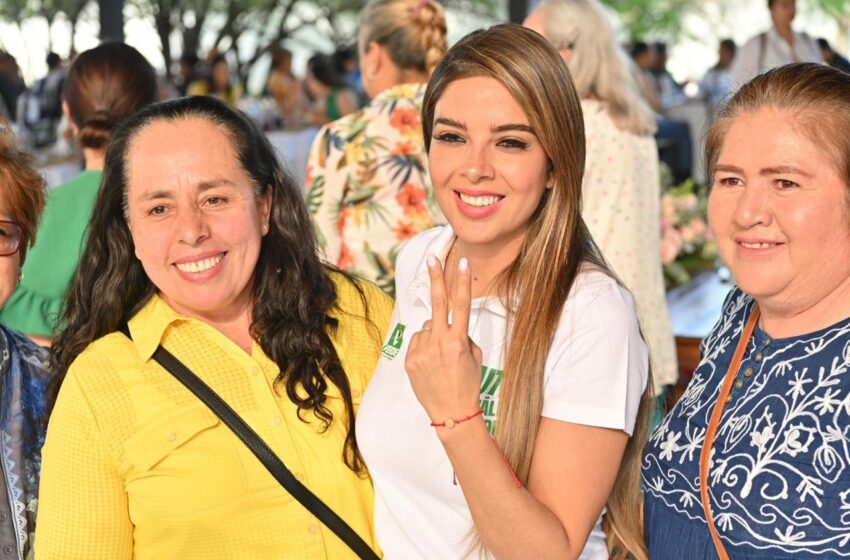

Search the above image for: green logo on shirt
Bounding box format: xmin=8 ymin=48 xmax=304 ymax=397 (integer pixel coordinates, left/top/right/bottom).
xmin=480 ymin=366 xmax=504 ymax=434
xmin=381 ymin=323 xmax=406 ymax=360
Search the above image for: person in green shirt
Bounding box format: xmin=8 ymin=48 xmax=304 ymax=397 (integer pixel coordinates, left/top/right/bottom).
xmin=0 ymin=43 xmax=157 ymax=344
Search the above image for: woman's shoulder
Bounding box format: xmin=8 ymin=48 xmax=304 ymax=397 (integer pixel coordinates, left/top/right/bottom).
xmin=330 ymin=270 xmax=391 ymax=311
xmin=64 ymin=329 xmax=141 ymax=389
xmin=1 ymin=326 xmax=49 ymax=364
xmin=397 ymin=226 xmax=449 ymax=262
xmin=568 ymin=268 xmax=636 ymax=313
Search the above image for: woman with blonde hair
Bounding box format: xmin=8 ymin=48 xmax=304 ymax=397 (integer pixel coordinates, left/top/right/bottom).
xmin=357 ymin=24 xmax=653 ymax=559
xmin=525 ymin=0 xmax=678 ymax=407
xmin=305 ymin=0 xmax=446 ymax=295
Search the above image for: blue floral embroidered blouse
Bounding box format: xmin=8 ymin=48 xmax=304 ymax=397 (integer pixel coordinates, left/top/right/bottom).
xmin=643 ymin=288 xmax=850 ymax=559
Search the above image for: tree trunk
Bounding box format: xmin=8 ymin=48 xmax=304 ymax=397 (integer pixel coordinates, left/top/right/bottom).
xmin=98 ymin=0 xmax=125 ymax=42
xmin=155 ymin=11 xmax=174 ymax=79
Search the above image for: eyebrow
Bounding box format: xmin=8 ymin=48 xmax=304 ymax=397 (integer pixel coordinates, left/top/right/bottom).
xmin=137 ymin=179 xmax=239 ymax=202
xmin=433 ymin=117 xmax=534 ymax=134
xmin=759 ymin=165 xmax=813 ymax=178
xmin=714 ymin=164 xmax=813 ymax=178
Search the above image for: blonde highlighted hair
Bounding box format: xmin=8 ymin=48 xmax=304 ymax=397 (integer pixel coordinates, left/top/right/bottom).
xmin=536 ymin=0 xmax=656 ymax=136
xmin=422 ymin=24 xmax=654 ymax=559
xmin=360 ymin=0 xmax=447 ymax=75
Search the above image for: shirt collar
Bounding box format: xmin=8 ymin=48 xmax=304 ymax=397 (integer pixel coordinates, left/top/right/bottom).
xmin=126 ymin=294 xmax=184 ymax=362
xmin=406 ymin=226 xmax=508 ymax=318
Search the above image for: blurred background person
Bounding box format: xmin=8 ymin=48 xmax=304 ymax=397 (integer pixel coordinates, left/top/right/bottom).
xmin=0 ymin=53 xmax=25 ymax=123
xmin=188 ymin=53 xmax=243 ymax=106
xmin=525 ymin=0 xmax=678 ymax=416
xmin=0 ymin=43 xmax=158 ymax=345
xmin=305 ymin=0 xmax=447 ymax=295
xmin=0 ymin=126 xmax=51 ymax=559
xmin=631 ymin=41 xmax=660 ymax=112
xmin=23 ymin=52 xmax=66 ymax=147
xmin=304 ymin=53 xmax=358 ymax=125
xmin=333 ymin=45 xmax=366 ymax=104
xmin=173 ymin=52 xmax=203 ymax=97
xmin=730 ymin=0 xmax=820 ymax=89
xmin=644 ymin=62 xmax=850 ymax=559
xmin=650 ymin=42 xmax=685 ymax=110
xmin=818 ymin=37 xmax=850 ymax=72
xmin=266 ymin=45 xmax=305 ymax=126
xmin=699 ymin=38 xmax=737 ymax=116
xmin=630 ymin=40 xmax=692 ymax=183
xmin=36 ymin=95 xmax=391 ymax=559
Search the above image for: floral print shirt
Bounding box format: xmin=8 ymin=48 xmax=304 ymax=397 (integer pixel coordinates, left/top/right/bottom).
xmin=643 ymin=288 xmax=850 ymax=559
xmin=305 ymin=83 xmax=444 ymax=295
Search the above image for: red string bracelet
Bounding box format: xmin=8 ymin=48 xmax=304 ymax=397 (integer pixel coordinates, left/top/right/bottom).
xmin=430 ymin=408 xmax=484 ymax=429
xmin=433 ymin=409 xmax=524 ymax=489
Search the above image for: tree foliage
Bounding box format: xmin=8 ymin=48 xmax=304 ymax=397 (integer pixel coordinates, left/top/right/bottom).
xmin=599 ymin=0 xmax=694 ymax=41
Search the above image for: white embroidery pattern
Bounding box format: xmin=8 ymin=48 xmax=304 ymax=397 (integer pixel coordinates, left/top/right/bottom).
xmin=643 ymin=290 xmax=850 ymax=556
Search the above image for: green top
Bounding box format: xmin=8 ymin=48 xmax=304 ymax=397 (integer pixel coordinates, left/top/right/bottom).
xmin=326 ymin=89 xmax=344 ymax=121
xmin=0 ymin=170 xmax=102 ymax=337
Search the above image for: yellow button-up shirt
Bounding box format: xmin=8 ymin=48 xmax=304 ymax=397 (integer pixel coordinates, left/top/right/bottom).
xmin=36 ymin=276 xmax=392 ymax=560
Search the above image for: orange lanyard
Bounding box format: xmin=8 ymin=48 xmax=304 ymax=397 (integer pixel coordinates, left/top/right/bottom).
xmin=698 ymin=305 xmax=761 ymax=560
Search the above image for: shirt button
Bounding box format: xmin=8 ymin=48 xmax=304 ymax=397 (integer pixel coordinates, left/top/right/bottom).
xmin=0 ymin=513 xmax=7 ymax=521
xmin=251 ymin=367 xmax=260 ymax=376
xmin=734 ymin=379 xmax=744 ymax=389
xmin=754 ymin=353 xmax=762 ymax=362
xmin=352 ymin=389 xmax=361 ymax=398
xmin=272 ymin=416 xmax=282 ymax=427
xmin=3 ymin=545 xmax=12 ymax=555
xmin=294 ymin=471 xmax=305 ymax=481
xmin=308 ymin=523 xmax=320 ymax=534
xmin=166 ymin=432 xmax=176 ymax=442
xmin=744 ymin=367 xmax=754 ymax=377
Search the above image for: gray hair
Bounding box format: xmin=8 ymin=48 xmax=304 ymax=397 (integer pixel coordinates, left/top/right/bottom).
xmin=539 ymin=0 xmax=656 ymax=136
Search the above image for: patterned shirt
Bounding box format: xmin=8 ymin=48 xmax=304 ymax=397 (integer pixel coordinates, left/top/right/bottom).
xmin=305 ymin=83 xmax=444 ymax=295
xmin=643 ymin=288 xmax=850 ymax=559
xmin=582 ymin=100 xmax=678 ymax=392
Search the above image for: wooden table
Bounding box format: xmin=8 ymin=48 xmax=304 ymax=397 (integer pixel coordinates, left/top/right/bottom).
xmin=665 ymin=270 xmax=734 ymax=403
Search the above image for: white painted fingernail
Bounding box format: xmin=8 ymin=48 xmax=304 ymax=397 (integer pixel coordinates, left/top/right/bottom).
xmin=459 ymin=257 xmax=468 ymax=272
xmin=426 ymin=253 xmax=437 ymax=268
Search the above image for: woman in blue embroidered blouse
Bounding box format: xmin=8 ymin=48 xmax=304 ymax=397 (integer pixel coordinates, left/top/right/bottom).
xmin=0 ymin=126 xmax=51 ymax=559
xmin=643 ymin=63 xmax=850 ymax=559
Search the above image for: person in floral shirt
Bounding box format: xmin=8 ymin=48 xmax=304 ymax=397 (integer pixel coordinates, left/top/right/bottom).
xmin=305 ymin=0 xmax=447 ymax=295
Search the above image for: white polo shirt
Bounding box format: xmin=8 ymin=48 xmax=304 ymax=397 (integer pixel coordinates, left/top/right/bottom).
xmin=357 ymin=226 xmax=648 ymax=559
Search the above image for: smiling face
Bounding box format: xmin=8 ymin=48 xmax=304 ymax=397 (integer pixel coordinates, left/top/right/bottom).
xmin=428 ymin=76 xmax=551 ymax=259
xmin=708 ymin=107 xmax=850 ymax=316
xmin=126 ymin=117 xmax=271 ymax=323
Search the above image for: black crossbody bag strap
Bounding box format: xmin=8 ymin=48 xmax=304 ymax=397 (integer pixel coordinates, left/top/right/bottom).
xmin=119 ymin=324 xmax=380 ymax=560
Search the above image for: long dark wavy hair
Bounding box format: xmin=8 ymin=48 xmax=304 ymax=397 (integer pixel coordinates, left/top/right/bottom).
xmin=50 ymin=95 xmax=373 ymax=473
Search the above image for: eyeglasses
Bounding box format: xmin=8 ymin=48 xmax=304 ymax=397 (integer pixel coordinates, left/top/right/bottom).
xmin=0 ymin=221 xmax=26 ymax=257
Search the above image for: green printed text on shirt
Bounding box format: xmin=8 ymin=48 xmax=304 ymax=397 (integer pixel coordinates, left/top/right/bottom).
xmin=480 ymin=366 xmax=503 ymax=434
xmin=381 ymin=323 xmax=406 ymax=360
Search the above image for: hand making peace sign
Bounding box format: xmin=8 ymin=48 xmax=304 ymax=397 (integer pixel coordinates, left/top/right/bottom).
xmin=405 ymin=253 xmax=484 ymax=426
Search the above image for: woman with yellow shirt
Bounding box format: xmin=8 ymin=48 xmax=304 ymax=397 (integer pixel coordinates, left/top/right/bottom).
xmin=35 ymin=96 xmax=391 ymax=559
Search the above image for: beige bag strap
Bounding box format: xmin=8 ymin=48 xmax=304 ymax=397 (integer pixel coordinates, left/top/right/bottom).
xmin=698 ymin=305 xmax=760 ymax=560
